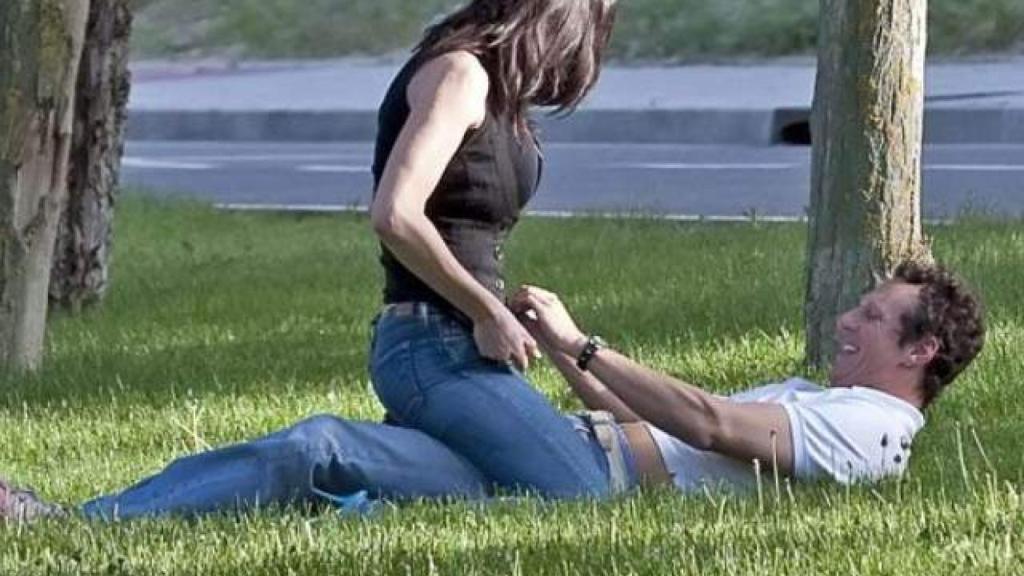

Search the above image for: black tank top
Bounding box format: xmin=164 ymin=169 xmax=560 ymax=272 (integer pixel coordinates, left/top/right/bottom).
xmin=371 ymin=54 xmax=542 ymax=322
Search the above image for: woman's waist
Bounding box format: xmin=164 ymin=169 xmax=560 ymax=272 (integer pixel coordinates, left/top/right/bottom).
xmin=382 ymin=252 xmax=507 ymax=305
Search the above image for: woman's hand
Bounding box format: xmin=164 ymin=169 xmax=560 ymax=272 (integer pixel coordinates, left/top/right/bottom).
xmin=473 ymin=305 xmax=541 ymax=372
xmin=510 ymin=286 xmax=587 ymax=357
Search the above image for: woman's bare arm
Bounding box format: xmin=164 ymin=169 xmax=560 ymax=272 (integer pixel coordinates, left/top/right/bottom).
xmin=370 ymin=52 xmax=538 ymax=369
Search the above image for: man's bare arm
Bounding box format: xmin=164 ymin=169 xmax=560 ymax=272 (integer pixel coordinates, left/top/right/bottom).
xmin=513 ymin=285 xmax=794 ymax=473
xmin=545 ymin=348 xmax=641 ymax=423
xmin=582 ymin=347 xmax=793 ymax=473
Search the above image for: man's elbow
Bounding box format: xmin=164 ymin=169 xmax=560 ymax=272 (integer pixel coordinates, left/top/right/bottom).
xmin=692 ymin=400 xmax=730 ymax=452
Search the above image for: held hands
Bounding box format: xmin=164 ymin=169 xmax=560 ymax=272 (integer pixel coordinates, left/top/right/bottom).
xmin=473 ymin=305 xmax=541 ymax=372
xmin=510 ymin=286 xmax=587 ymax=358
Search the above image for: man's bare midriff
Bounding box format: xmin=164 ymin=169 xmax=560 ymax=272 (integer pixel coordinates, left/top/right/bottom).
xmin=621 ymin=422 xmax=672 ymax=487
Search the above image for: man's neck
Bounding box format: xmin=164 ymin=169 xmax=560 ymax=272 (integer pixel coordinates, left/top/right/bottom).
xmin=854 ymin=380 xmax=925 ymax=410
xmin=832 ymin=373 xmax=925 ymax=410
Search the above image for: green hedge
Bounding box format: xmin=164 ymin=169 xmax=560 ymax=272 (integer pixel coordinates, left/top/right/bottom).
xmin=133 ymin=0 xmax=1024 ymax=59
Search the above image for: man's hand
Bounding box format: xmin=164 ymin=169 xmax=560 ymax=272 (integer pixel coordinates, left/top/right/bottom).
xmin=510 ymin=285 xmax=587 ymax=357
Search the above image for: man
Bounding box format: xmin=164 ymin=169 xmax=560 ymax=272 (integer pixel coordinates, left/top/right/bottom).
xmin=0 ymin=261 xmax=984 ymax=521
xmin=510 ymin=260 xmax=985 ymax=490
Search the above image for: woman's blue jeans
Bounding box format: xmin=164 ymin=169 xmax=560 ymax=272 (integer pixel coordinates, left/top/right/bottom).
xmin=77 ymin=304 xmax=621 ymax=519
xmin=368 ymin=303 xmax=610 ymax=499
xmin=80 ymin=414 xmax=493 ymax=519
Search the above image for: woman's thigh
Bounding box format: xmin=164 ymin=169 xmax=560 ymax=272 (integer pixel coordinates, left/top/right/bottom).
xmin=369 ymin=310 xmax=609 ymax=499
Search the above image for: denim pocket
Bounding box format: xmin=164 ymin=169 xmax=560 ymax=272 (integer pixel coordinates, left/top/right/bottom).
xmin=369 ymin=339 xmax=423 ymax=426
xmin=433 ymin=317 xmax=483 ymax=368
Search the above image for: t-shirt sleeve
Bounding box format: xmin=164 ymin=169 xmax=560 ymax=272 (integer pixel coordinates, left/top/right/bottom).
xmin=783 ymin=396 xmax=914 ymax=485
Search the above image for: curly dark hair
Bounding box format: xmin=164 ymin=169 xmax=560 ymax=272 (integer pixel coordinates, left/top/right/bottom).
xmin=893 ymin=261 xmax=985 ymax=408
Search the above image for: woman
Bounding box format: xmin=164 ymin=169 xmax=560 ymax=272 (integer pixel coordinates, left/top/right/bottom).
xmin=367 ymin=0 xmax=619 ymax=498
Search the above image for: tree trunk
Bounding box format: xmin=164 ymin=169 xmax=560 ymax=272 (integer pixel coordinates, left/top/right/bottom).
xmin=0 ymin=0 xmax=90 ymax=370
xmin=51 ymin=0 xmax=133 ymax=311
xmin=805 ymin=0 xmax=933 ymax=368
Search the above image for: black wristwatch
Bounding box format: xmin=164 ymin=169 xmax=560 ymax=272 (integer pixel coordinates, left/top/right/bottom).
xmin=576 ymin=335 xmax=607 ymax=371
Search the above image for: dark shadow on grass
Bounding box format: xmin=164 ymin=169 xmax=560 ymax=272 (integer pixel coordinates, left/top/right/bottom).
xmin=0 ymin=334 xmax=373 ymax=412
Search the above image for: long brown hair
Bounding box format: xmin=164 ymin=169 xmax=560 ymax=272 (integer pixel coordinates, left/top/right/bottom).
xmin=416 ymin=0 xmax=618 ymax=136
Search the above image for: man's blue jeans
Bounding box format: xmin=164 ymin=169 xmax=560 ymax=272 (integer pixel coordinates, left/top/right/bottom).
xmin=368 ymin=303 xmax=610 ymax=499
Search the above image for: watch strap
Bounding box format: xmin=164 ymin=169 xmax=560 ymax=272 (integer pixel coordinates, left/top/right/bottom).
xmin=576 ymin=335 xmax=606 ymax=371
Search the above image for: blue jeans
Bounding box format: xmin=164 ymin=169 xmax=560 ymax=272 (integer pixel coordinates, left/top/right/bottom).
xmin=78 ymin=414 xmax=632 ymax=520
xmin=369 ymin=303 xmax=611 ymax=499
xmin=80 ymin=414 xmax=491 ymax=519
xmin=77 ymin=304 xmax=633 ymax=519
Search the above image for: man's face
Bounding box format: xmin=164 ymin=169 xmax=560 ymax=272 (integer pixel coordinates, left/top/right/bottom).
xmin=830 ymin=282 xmax=923 ymax=387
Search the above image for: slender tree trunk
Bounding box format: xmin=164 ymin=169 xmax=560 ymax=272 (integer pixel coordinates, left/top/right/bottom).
xmin=0 ymin=0 xmax=90 ymax=370
xmin=51 ymin=0 xmax=133 ymax=311
xmin=805 ymin=0 xmax=933 ymax=368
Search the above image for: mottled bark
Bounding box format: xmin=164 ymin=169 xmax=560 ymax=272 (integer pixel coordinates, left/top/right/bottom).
xmin=51 ymin=0 xmax=132 ymax=311
xmin=0 ymin=0 xmax=90 ymax=370
xmin=806 ymin=0 xmax=933 ymax=368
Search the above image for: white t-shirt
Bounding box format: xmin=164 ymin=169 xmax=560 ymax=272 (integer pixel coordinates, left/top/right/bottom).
xmin=645 ymin=377 xmax=925 ymax=492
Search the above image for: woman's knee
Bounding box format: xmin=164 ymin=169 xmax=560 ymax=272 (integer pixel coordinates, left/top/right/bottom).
xmin=285 ymin=414 xmax=348 ymax=444
xmin=274 ymin=414 xmax=353 ymax=463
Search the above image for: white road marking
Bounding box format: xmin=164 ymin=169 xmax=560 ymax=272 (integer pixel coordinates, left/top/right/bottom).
xmin=216 ymin=203 xmax=363 ymax=213
xmin=122 ymin=157 xmax=216 ymax=170
xmin=613 ymin=162 xmax=1024 ymax=173
xmin=128 ymin=153 xmax=371 ymax=162
xmin=525 ymin=209 xmax=805 ymax=223
xmin=925 ymin=164 xmax=1024 ymax=172
xmin=212 ymin=203 xmax=971 ymax=225
xmin=122 ymin=150 xmax=1024 ymax=176
xmin=296 ymin=165 xmax=369 ymax=173
xmin=611 ymin=162 xmax=798 ymax=170
xmin=213 ymin=203 xmax=806 ymax=222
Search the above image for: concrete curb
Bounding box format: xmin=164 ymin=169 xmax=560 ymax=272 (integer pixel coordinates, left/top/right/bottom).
xmin=126 ymin=107 xmax=1024 ymax=145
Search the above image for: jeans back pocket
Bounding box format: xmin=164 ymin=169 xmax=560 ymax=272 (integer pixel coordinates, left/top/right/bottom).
xmin=369 ymin=339 xmax=423 ymax=426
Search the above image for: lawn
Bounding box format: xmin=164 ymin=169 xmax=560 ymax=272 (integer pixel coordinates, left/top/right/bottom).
xmin=2 ymin=196 xmax=1023 ymax=574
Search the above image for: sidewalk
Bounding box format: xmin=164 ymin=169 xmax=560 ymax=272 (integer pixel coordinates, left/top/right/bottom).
xmin=127 ymin=57 xmax=1024 ymax=145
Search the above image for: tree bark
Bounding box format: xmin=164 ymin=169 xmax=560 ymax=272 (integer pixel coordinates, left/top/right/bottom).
xmin=805 ymin=0 xmax=933 ymax=368
xmin=51 ymin=0 xmax=133 ymax=311
xmin=0 ymin=0 xmax=90 ymax=370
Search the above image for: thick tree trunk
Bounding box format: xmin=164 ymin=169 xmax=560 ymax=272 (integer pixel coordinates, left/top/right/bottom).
xmin=51 ymin=0 xmax=133 ymax=311
xmin=805 ymin=0 xmax=933 ymax=368
xmin=0 ymin=0 xmax=90 ymax=370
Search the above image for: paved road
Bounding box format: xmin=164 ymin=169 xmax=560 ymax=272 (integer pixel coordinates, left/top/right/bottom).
xmin=122 ymin=141 xmax=1024 ymax=220
xmin=131 ymin=57 xmax=1024 ymax=112
xmin=127 ymin=58 xmax=1024 ymax=145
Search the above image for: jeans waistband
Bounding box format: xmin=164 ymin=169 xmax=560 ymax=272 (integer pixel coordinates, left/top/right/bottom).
xmin=380 ymin=302 xmax=435 ymax=319
xmin=378 ymin=301 xmax=473 ymax=327
xmin=578 ymin=411 xmax=638 ymax=494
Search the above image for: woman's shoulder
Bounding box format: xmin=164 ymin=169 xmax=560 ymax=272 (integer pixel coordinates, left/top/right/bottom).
xmin=409 ymin=51 xmax=490 ymax=102
xmin=406 ymin=50 xmax=490 ymax=127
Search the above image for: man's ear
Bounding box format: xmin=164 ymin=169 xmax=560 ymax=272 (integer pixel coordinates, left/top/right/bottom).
xmin=903 ymin=335 xmax=940 ymax=368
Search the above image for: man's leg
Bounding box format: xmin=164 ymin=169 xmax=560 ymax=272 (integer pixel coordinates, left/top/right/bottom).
xmin=80 ymin=414 xmax=490 ymax=520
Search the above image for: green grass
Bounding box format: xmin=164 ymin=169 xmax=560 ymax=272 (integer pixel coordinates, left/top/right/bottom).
xmin=131 ymin=0 xmax=1024 ymax=60
xmin=2 ymin=195 xmax=1024 ymax=574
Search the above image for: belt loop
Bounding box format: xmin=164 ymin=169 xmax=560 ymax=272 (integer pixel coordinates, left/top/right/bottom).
xmin=583 ymin=411 xmax=630 ymax=494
